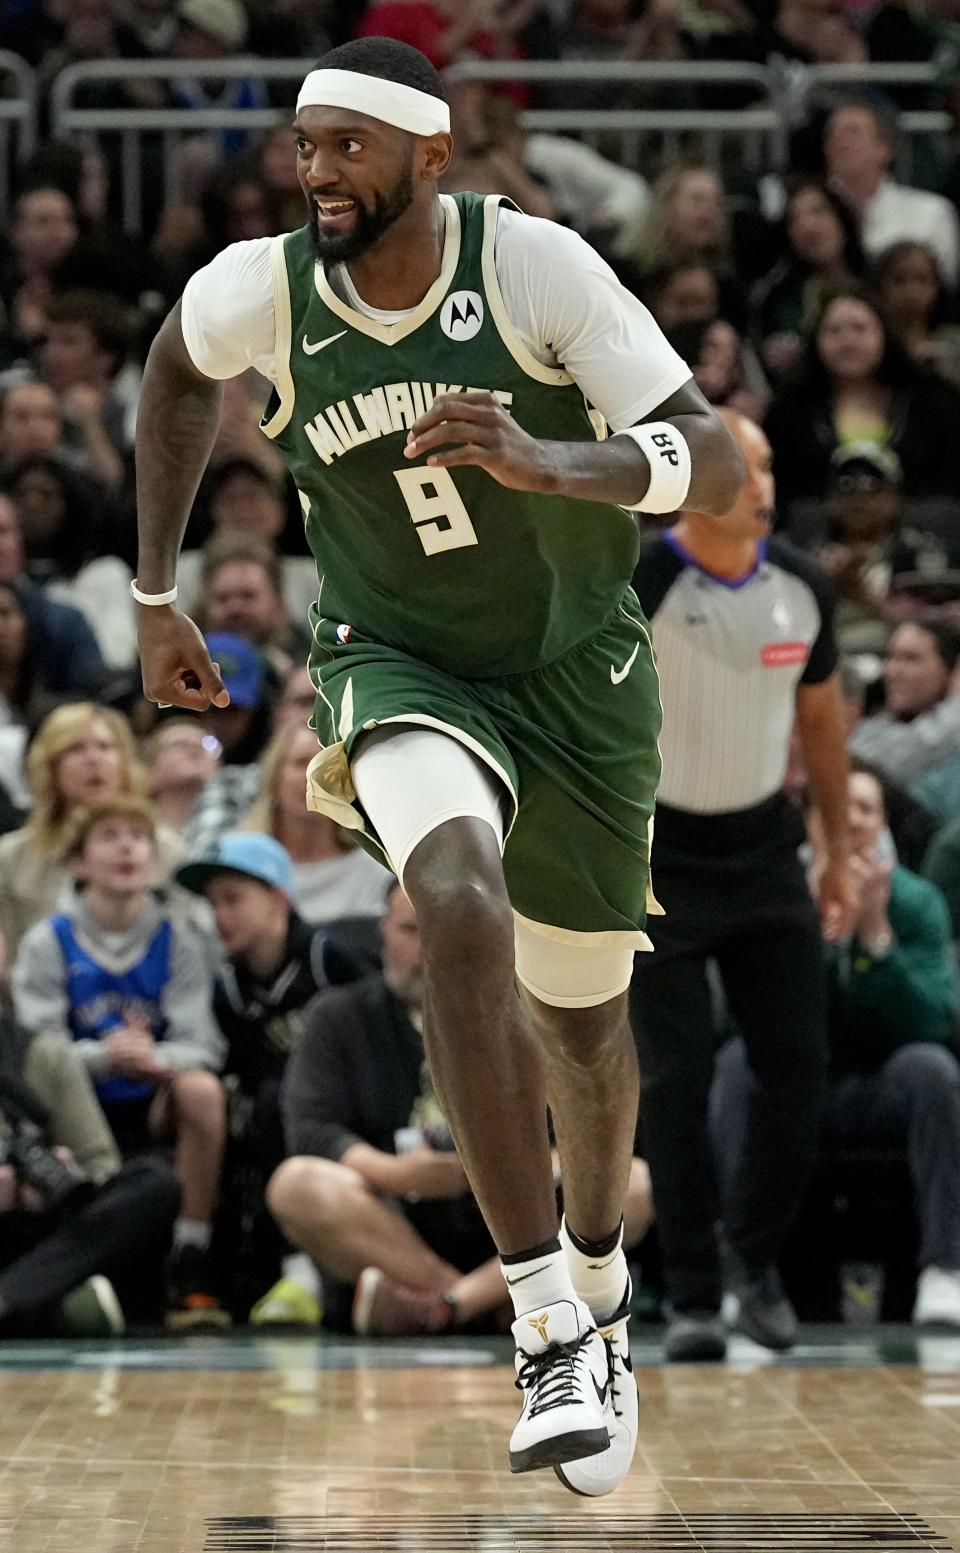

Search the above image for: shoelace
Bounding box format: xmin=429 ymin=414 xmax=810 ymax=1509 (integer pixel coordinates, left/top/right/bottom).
xmin=515 ymin=1329 xmax=597 ymax=1419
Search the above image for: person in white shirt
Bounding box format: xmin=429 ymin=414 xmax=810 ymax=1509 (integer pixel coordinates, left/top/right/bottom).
xmin=824 ymin=103 xmax=960 ymax=288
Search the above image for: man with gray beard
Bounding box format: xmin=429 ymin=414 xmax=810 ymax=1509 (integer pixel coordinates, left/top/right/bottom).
xmin=272 ymin=880 xmax=654 ymax=1335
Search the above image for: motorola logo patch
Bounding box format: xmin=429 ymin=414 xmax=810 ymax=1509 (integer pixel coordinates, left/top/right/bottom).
xmin=440 ymin=291 xmax=483 ymax=341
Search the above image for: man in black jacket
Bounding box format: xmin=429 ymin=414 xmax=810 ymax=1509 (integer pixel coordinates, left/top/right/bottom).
xmin=269 ymin=882 xmax=654 ymax=1337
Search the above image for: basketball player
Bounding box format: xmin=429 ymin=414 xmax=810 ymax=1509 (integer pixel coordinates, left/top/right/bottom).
xmin=133 ymin=38 xmax=744 ymax=1493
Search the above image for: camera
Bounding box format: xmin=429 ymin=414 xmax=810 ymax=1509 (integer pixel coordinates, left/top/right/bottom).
xmin=0 ymin=1119 xmax=95 ymax=1216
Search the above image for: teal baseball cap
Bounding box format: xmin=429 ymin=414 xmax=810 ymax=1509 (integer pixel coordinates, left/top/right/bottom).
xmin=176 ymin=832 xmax=295 ymax=900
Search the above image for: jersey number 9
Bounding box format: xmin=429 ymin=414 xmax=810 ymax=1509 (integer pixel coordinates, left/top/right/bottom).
xmin=393 ymin=466 xmax=479 ymax=557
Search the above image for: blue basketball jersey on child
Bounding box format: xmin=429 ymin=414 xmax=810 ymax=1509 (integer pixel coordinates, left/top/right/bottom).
xmin=50 ymin=914 xmax=173 ymax=1104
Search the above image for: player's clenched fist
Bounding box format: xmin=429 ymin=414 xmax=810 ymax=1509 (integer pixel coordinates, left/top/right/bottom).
xmin=136 ymin=604 xmax=230 ymax=712
xmin=404 ymin=389 xmax=556 ymax=494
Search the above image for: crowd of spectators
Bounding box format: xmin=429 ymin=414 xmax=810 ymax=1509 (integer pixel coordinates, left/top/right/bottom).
xmin=0 ymin=0 xmax=958 ymax=1342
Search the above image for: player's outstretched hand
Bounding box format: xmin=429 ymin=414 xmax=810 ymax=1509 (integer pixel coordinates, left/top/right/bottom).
xmin=405 ymin=390 xmax=554 ymax=492
xmin=137 ymin=603 xmax=230 ymax=712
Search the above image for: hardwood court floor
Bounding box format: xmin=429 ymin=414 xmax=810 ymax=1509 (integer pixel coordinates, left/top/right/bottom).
xmin=0 ymin=1328 xmax=959 ymax=1552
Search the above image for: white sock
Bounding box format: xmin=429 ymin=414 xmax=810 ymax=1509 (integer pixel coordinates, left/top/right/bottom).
xmin=281 ymin=1254 xmax=321 ymax=1297
xmin=174 ymin=1218 xmax=211 ymax=1252
xmin=500 ymin=1244 xmax=579 ymax=1320
xmin=560 ymin=1215 xmax=628 ymax=1324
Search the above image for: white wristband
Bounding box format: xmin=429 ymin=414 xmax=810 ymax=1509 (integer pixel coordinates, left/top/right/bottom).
xmin=614 ymin=422 xmax=692 ymax=514
xmin=131 ymin=579 xmax=178 ymax=606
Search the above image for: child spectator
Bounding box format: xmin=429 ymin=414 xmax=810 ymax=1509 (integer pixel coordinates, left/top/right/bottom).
xmin=12 ymin=795 xmax=228 ymax=1328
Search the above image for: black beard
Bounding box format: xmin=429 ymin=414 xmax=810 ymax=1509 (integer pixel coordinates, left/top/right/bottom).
xmin=309 ymin=165 xmax=415 ymax=265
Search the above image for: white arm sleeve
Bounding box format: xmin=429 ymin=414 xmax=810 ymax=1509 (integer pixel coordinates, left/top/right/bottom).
xmin=494 ymin=208 xmax=692 ymax=431
xmin=180 ymin=237 xmax=278 ymax=382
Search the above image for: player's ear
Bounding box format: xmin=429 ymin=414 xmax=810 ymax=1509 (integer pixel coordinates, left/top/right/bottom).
xmin=420 ymin=132 xmax=453 ymax=184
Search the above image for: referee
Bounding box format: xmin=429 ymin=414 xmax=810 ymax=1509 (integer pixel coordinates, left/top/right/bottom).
xmin=630 ymin=408 xmax=857 ymax=1362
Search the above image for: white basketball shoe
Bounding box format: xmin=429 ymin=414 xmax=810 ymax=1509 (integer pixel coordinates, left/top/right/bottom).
xmin=508 ymin=1296 xmax=612 ymax=1474
xmin=554 ymin=1282 xmax=638 ymax=1497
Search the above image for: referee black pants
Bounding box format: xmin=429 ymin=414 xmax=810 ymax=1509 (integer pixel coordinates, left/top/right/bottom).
xmin=629 ymin=796 xmax=828 ymax=1315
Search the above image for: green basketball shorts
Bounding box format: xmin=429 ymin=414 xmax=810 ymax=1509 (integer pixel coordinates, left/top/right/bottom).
xmin=305 ymin=587 xmax=662 ymax=942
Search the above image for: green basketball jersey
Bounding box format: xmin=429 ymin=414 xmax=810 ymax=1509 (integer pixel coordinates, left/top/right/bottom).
xmin=261 ymin=191 xmax=642 ymax=678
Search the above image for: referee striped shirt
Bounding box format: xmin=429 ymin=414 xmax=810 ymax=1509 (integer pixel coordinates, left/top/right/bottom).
xmin=633 ymin=532 xmax=837 ymax=816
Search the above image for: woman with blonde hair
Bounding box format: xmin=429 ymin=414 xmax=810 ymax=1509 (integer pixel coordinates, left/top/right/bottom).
xmin=242 ymin=721 xmax=386 ymax=924
xmin=0 ymin=702 xmax=182 ymax=958
xmin=634 ymin=163 xmax=731 ymax=276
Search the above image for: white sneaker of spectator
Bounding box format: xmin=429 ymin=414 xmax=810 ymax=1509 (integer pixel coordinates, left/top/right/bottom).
xmin=913 ymin=1267 xmax=960 ymax=1329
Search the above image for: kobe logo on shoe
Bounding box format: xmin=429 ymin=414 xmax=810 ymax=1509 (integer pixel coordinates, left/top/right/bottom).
xmin=528 ymin=1312 xmax=550 ymax=1342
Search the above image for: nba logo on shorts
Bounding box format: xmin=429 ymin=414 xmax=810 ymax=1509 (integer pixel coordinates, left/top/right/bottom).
xmin=336 ymin=623 xmax=352 ymax=644
xmin=440 ymin=291 xmax=484 ymax=341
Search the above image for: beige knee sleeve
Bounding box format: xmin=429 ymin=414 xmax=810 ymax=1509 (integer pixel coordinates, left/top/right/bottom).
xmin=513 ymin=911 xmax=651 ymax=1009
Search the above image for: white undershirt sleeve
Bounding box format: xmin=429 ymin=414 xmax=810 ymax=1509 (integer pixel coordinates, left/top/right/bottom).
xmin=180 ymin=237 xmax=278 ymax=382
xmin=494 ymin=208 xmax=692 ymax=431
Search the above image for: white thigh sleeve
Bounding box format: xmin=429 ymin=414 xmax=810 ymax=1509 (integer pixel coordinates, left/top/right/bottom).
xmin=351 ymin=727 xmax=506 ymax=883
xmin=514 ymin=911 xmax=648 ymax=1009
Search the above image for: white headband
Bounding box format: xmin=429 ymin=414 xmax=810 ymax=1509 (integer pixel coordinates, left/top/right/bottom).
xmin=296 ymin=68 xmax=450 ymax=137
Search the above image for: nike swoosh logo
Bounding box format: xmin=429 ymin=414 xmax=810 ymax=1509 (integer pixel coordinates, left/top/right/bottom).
xmin=593 ymin=1375 xmax=609 ymax=1405
xmin=504 ymin=1264 xmax=550 ymax=1287
xmin=610 ymin=643 xmax=640 ymax=685
xmin=303 ymin=330 xmax=347 ymax=355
